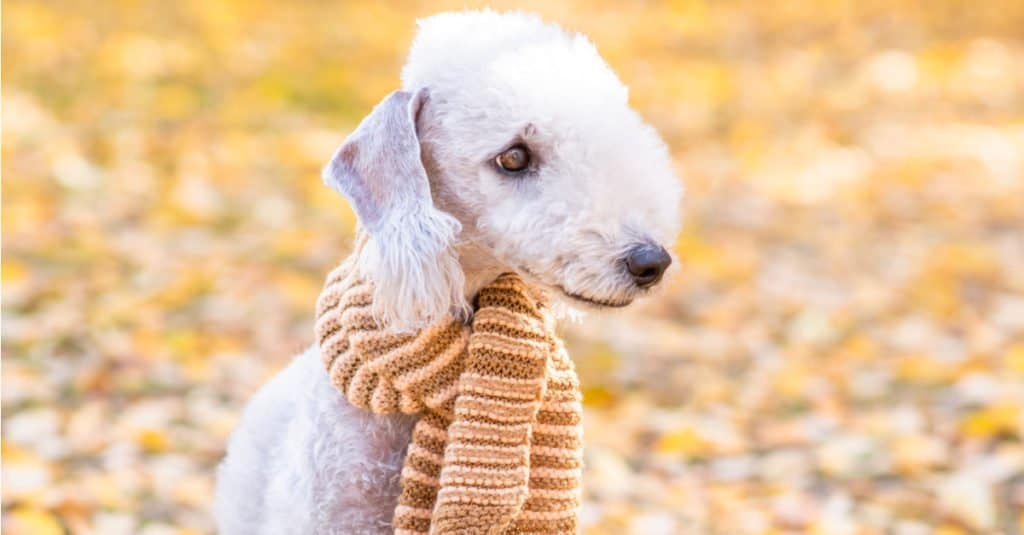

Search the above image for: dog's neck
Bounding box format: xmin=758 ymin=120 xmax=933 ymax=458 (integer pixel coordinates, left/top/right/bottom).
xmin=456 ymin=240 xmax=509 ymax=302
xmin=456 ymin=239 xmax=568 ymax=323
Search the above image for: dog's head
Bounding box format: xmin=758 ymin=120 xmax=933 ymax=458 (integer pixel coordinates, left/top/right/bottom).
xmin=324 ymin=11 xmax=683 ymax=331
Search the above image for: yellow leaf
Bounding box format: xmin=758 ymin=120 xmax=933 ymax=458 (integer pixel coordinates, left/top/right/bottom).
xmin=82 ymin=473 xmax=131 ymax=509
xmin=896 ymin=354 xmax=955 ymax=384
xmin=580 ymin=343 xmax=620 ymax=374
xmin=180 ymin=353 xmax=212 ymax=382
xmin=1006 ymin=344 xmax=1024 ymax=374
xmin=136 ymin=429 xmax=170 ymax=453
xmin=839 ymin=335 xmax=878 ymax=362
xmin=166 ymin=330 xmax=202 ymax=359
xmin=581 ymin=385 xmax=618 ymax=408
xmin=773 ymin=363 xmax=811 ymax=397
xmin=4 ymin=507 xmax=64 ymax=535
xmin=2 ymin=259 xmax=28 ymax=283
xmin=961 ymin=405 xmax=1021 ymax=439
xmin=654 ymin=427 xmax=711 ymax=458
xmin=275 ymin=271 xmax=320 ymax=311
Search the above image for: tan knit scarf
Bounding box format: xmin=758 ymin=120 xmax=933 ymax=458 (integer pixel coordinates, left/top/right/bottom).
xmin=314 ymin=236 xmax=583 ymax=534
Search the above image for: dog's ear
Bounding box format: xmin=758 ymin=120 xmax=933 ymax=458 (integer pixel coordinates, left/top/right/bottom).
xmin=323 ymin=88 xmax=466 ymax=331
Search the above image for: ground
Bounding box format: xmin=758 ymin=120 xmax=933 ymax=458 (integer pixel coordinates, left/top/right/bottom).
xmin=3 ymin=1 xmax=1024 ymax=534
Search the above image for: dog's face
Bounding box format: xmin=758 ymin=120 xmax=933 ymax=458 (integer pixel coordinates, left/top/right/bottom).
xmin=415 ymin=38 xmax=682 ymax=310
xmin=323 ymin=11 xmax=682 ymax=331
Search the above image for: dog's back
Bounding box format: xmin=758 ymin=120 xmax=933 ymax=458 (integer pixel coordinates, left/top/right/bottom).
xmin=214 ymin=346 xmax=416 ymax=534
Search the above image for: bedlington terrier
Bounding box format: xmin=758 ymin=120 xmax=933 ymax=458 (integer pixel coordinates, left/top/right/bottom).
xmin=215 ymin=10 xmax=683 ymax=534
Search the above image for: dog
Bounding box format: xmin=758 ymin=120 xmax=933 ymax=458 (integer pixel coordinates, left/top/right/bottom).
xmin=215 ymin=10 xmax=682 ymax=534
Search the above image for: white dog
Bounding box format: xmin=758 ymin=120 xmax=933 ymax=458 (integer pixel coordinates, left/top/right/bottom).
xmin=215 ymin=10 xmax=682 ymax=534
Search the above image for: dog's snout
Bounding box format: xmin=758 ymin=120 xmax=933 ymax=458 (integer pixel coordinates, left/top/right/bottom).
xmin=625 ymin=245 xmax=671 ymax=288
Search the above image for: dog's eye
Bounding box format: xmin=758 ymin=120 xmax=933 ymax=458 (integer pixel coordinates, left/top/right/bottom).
xmin=495 ymin=145 xmax=530 ymax=173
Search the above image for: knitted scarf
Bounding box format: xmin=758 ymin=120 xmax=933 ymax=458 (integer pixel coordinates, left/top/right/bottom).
xmin=314 ymin=236 xmax=583 ymax=534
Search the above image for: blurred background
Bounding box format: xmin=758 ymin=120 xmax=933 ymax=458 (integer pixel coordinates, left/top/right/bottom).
xmin=3 ymin=1 xmax=1024 ymax=534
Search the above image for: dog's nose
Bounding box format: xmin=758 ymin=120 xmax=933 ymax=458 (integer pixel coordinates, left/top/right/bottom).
xmin=625 ymin=245 xmax=672 ymax=289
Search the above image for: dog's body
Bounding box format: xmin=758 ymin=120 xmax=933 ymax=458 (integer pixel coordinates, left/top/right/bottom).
xmin=215 ymin=11 xmax=682 ymax=534
xmin=216 ymin=345 xmax=415 ymax=533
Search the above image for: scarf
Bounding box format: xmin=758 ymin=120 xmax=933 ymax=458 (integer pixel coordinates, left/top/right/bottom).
xmin=314 ymin=236 xmax=583 ymax=534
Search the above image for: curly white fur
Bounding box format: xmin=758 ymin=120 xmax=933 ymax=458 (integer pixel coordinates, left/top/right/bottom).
xmin=356 ymin=205 xmax=467 ymax=332
xmin=321 ymin=88 xmax=468 ymax=331
xmin=405 ymin=11 xmax=682 ymax=307
xmin=215 ymin=346 xmax=416 ymax=534
xmin=216 ymin=10 xmax=683 ymax=534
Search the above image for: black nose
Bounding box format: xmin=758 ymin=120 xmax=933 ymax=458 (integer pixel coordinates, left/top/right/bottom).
xmin=625 ymin=245 xmax=672 ymax=289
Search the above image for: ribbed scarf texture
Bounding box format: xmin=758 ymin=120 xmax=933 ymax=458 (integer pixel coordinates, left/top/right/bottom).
xmin=314 ymin=235 xmax=583 ymax=534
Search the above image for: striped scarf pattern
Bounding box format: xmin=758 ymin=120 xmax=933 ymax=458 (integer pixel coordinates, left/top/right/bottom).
xmin=315 ymin=239 xmax=583 ymax=534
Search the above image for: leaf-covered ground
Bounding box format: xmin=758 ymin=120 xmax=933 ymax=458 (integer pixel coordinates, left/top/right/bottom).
xmin=3 ymin=1 xmax=1024 ymax=534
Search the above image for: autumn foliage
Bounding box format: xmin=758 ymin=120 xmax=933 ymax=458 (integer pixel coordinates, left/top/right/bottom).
xmin=3 ymin=1 xmax=1024 ymax=534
